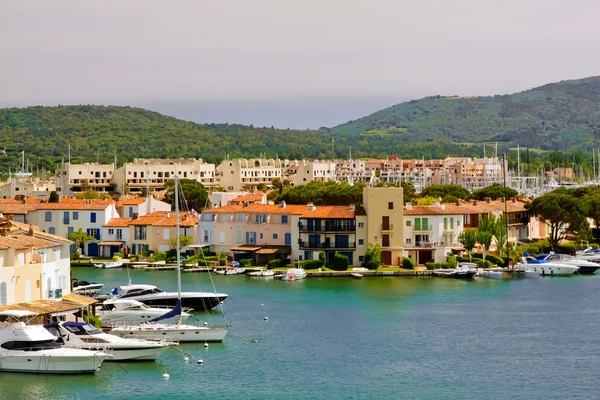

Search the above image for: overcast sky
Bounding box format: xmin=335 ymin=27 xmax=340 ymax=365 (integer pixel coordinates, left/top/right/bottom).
xmin=1 ymin=0 xmax=599 ymax=127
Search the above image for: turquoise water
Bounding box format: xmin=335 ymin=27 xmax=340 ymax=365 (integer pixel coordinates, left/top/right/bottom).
xmin=3 ymin=268 xmax=600 ymax=400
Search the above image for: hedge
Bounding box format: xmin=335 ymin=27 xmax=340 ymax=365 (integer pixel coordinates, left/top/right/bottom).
xmin=425 ymin=261 xmax=452 ymax=270
xmin=300 ymin=259 xmax=325 ymax=269
xmin=239 ymin=259 xmax=253 ymax=268
xmin=331 ymin=254 xmax=349 ymax=271
xmin=219 ymin=258 xmax=227 ymax=266
xmin=471 ymin=253 xmax=503 ymax=266
xmin=457 ymin=257 xmax=493 ymax=268
xmin=267 ymin=258 xmax=290 ymax=269
xmin=402 ymin=257 xmax=417 ymax=270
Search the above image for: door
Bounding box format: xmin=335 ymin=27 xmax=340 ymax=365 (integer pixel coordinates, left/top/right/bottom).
xmin=88 ymin=243 xmax=99 ymax=257
xmin=382 ymin=216 xmax=390 ymax=230
xmin=382 ymin=234 xmax=390 ymax=247
xmin=381 ymin=251 xmax=392 ymax=266
xmin=308 ymin=234 xmax=320 ymax=248
xmin=335 ymin=235 xmax=349 ymax=249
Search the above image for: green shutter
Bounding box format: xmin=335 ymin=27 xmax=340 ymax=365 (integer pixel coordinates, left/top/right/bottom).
xmin=414 ymin=218 xmax=421 ymax=231
xmin=444 ymin=218 xmax=448 ymax=230
xmin=422 ymin=218 xmax=428 ymax=231
xmin=450 ymin=217 xmax=454 ymax=229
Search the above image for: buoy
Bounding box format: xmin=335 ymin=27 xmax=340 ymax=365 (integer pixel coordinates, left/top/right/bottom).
xmin=220 ymin=301 xmax=224 ymax=304
xmin=184 ymin=357 xmax=189 ymax=362
xmin=261 ymin=303 xmax=264 ymax=306
xmin=253 ymin=340 xmax=258 ymax=343
xmin=162 ymin=373 xmax=170 ymax=379
xmin=264 ymin=316 xmax=268 ymax=321
xmin=204 ymin=343 xmax=209 ymax=348
xmin=197 ymin=359 xmax=204 ymax=364
xmin=203 ymin=322 xmax=208 ymax=326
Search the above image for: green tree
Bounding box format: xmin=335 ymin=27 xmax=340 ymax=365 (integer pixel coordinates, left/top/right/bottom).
xmin=458 ymin=229 xmax=477 ymax=261
xmin=169 ymin=234 xmax=193 ymax=250
xmin=272 ymin=178 xmax=283 ymax=194
xmin=419 ymin=184 xmax=470 ymax=200
xmin=476 ymin=231 xmax=493 ymax=261
xmin=49 ymin=191 xmax=59 ymax=203
xmin=491 ymin=215 xmax=508 ymax=256
xmin=362 ymin=243 xmax=381 ymax=270
xmin=467 ymin=184 xmax=518 ymax=201
xmin=256 ymin=183 xmax=267 ymax=192
xmin=68 ymin=228 xmax=95 ymax=256
xmin=164 ymin=179 xmax=208 ymax=211
xmin=526 ymin=189 xmax=586 ymax=244
xmin=75 ymin=189 xmax=111 ymax=200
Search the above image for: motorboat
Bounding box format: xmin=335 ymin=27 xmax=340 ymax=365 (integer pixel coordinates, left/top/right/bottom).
xmin=576 ymin=248 xmax=600 ymax=263
xmin=214 ymin=266 xmax=245 ymax=275
xmin=97 ymin=299 xmax=192 ymax=327
xmin=248 ymin=270 xmax=275 ymax=277
xmin=279 ymin=268 xmax=307 ymax=281
xmin=514 ymin=253 xmax=579 ymax=276
xmin=351 ymin=267 xmax=369 ymax=272
xmin=44 ymin=321 xmax=173 ymax=361
xmin=350 ymin=273 xmax=364 ymax=279
xmin=433 ymin=264 xmax=477 ymax=279
xmin=111 ymin=178 xmax=227 ymax=343
xmin=0 ymin=310 xmax=111 ymax=374
xmin=536 ymin=253 xmax=600 ymax=274
xmin=478 ymin=268 xmax=503 ymax=280
xmin=111 ymin=284 xmax=228 ymax=311
xmin=72 ymin=279 xmax=104 ymax=296
xmin=95 ymin=259 xmax=124 ymax=269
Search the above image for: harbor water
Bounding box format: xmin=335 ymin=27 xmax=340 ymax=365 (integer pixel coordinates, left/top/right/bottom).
xmin=3 ymin=267 xmax=600 ymax=400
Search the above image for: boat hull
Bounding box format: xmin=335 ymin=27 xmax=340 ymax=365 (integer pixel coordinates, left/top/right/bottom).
xmin=0 ymin=350 xmax=108 ymax=374
xmin=453 ymin=271 xmax=477 ymax=279
xmin=100 ymin=313 xmax=188 ymax=328
xmin=515 ymin=265 xmax=578 ymax=276
xmin=137 ymin=296 xmax=227 ymax=311
xmin=574 ymin=265 xmax=600 ymax=274
xmin=107 ymin=346 xmax=168 ymax=361
xmin=111 ymin=326 xmax=227 ymax=343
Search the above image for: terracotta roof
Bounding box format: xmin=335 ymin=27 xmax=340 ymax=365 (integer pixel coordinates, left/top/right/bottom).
xmin=98 ymin=241 xmax=125 ymax=246
xmin=0 ymin=234 xmax=61 ymax=250
xmin=103 ymin=218 xmax=133 ymax=227
xmin=154 ymin=216 xmax=198 ymax=227
xmin=129 ymin=215 xmax=167 ymax=226
xmin=300 ymin=205 xmax=355 ymax=219
xmin=0 ymin=203 xmax=38 ymax=214
xmin=403 ymin=199 xmax=530 ymax=216
xmin=208 ymin=204 xmax=308 ymax=215
xmin=118 ymin=197 xmax=147 ymax=206
xmin=37 ymin=199 xmax=114 ymax=210
xmin=230 ymin=192 xmax=265 ymax=203
xmin=5 ymin=220 xmax=71 ymax=243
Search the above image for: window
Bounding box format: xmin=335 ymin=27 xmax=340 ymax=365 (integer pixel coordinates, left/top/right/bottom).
xmin=219 ymin=231 xmax=225 ymax=244
xmin=49 ymin=227 xmax=56 ymax=235
xmin=203 ymin=230 xmax=209 ymax=243
xmin=358 ymin=222 xmax=364 ymax=228
xmin=444 ymin=218 xmax=448 ymax=230
xmin=273 ymin=233 xmax=278 ymax=240
xmin=116 ymin=229 xmax=123 ymax=240
xmin=406 ymin=238 xmax=412 ymax=245
xmin=129 ymin=207 xmax=133 ymax=217
xmin=68 ymin=227 xmax=74 ymax=235
xmin=163 ymin=229 xmax=170 ymax=241
xmin=358 ymin=239 xmax=364 ymax=245
xmin=90 ymin=212 xmax=97 ymax=223
xmin=88 ymin=228 xmax=100 ymax=240
xmin=17 ymin=252 xmax=25 ymax=266
xmin=406 ymin=221 xmax=411 ymax=227
xmin=73 ymin=212 xmax=79 ymax=220
xmin=450 ymin=218 xmax=454 ymax=229
xmin=281 ymin=215 xmax=288 ymax=224
xmin=63 ymin=211 xmax=70 ymax=224
xmin=45 ymin=211 xmax=52 ymax=222
xmin=108 ymin=228 xmax=115 ymax=235
xmin=255 ymin=215 xmax=267 ymax=223
xmin=134 ymin=226 xmax=147 ymax=240
xmin=284 ymin=233 xmax=291 ymax=246
xmin=260 ymin=233 xmax=264 ymax=239
xmin=388 ymin=202 xmax=394 ymax=210
xmin=414 ymin=218 xmax=420 ymax=231
xmin=359 ymin=256 xmax=364 ymax=262
xmin=414 ymin=218 xmax=428 ymax=231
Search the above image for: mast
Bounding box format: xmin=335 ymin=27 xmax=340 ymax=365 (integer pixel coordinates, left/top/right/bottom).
xmin=503 ymin=153 xmax=509 ymax=264
xmin=175 ymin=176 xmax=182 ymax=324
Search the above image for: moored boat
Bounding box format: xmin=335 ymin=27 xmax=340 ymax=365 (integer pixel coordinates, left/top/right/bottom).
xmin=97 ymin=299 xmax=192 ymax=327
xmin=535 ymin=253 xmax=600 ymax=274
xmin=279 ymin=268 xmax=307 ymax=281
xmin=72 ymin=279 xmax=104 ymax=296
xmin=111 ymin=284 xmax=227 ymax=311
xmin=514 ymin=253 xmax=579 ymax=276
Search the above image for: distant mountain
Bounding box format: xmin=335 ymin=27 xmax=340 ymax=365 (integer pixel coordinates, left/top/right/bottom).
xmin=332 ymin=76 xmax=600 ymax=150
xmin=1 ymin=76 xmax=600 ymax=174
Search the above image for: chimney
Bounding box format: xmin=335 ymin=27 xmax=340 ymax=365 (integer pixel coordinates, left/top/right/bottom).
xmin=405 ymin=203 xmax=412 ymax=210
xmin=132 ymin=212 xmax=139 ymax=220
xmin=455 ymin=199 xmax=460 ymax=206
xmin=485 ymin=197 xmax=491 ymax=203
xmin=279 ymin=201 xmax=287 ymax=209
xmin=472 ymin=200 xmax=477 ymax=206
xmin=348 ymin=204 xmax=355 ymax=211
xmin=28 ymin=226 xmax=35 ymax=236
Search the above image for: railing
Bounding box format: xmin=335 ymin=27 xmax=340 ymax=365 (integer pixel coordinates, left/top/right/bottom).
xmin=381 ymin=224 xmax=393 ymax=231
xmin=298 ymin=241 xmax=356 ymax=249
xmin=298 ymin=223 xmax=356 ymax=232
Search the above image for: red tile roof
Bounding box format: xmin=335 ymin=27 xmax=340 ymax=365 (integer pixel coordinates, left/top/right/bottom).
xmin=0 ymin=234 xmax=60 ymax=250
xmin=403 ymin=199 xmax=529 ymax=216
xmin=37 ymin=199 xmax=114 ymax=210
xmin=206 ymin=203 xmax=356 ymax=218
xmin=103 ymin=218 xmax=133 ymax=227
xmin=118 ymin=197 xmax=147 ymax=206
xmin=230 ymin=192 xmax=265 ymax=203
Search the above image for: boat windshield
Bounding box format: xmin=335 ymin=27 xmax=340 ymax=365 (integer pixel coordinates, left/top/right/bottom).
xmin=120 ymin=288 xmax=163 ymax=298
xmin=548 ymin=254 xmax=572 ymax=261
xmin=63 ymin=323 xmax=102 ymax=336
xmin=1 ymin=340 xmax=61 ymax=351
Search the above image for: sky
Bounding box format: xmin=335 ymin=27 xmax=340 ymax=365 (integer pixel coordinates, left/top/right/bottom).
xmin=1 ymin=0 xmax=600 ymax=128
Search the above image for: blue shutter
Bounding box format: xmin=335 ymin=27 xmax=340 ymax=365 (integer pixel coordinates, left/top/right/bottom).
xmin=95 ymin=230 xmax=100 ymax=240
xmin=73 ymin=212 xmax=79 ymax=220
xmin=68 ymin=227 xmax=74 ymax=235
xmin=245 ymin=232 xmax=249 ymax=244
xmin=285 ymin=233 xmax=291 ymax=246
xmin=86 ymin=229 xmax=91 ymax=236
xmin=90 ymin=213 xmax=97 ymax=223
xmin=45 ymin=211 xmax=52 ymax=222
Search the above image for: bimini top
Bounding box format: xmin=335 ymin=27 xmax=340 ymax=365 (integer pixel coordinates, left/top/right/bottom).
xmin=0 ymin=310 xmax=38 ymax=318
xmin=119 ymin=284 xmax=157 ymax=291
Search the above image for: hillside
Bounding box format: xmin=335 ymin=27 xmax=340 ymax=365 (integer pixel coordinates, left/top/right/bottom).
xmin=332 ymin=76 xmax=600 ymax=150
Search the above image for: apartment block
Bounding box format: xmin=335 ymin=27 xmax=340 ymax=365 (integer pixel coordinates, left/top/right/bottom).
xmin=218 ymin=159 xmax=284 ymax=192
xmin=55 ymin=162 xmax=116 ymax=195
xmin=363 ymin=187 xmax=404 ymax=266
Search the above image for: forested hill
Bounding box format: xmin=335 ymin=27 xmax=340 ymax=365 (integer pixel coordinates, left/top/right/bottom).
xmin=332 ymin=76 xmax=600 ymax=150
xmin=0 ymin=105 xmax=488 ymax=173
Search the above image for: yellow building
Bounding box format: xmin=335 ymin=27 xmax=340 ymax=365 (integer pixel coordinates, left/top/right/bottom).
xmin=363 ymin=187 xmax=404 ymax=266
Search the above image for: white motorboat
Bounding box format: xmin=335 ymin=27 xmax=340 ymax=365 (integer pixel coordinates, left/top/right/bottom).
xmin=44 ymin=321 xmax=172 ymax=361
xmin=248 ymin=270 xmax=275 ymax=277
xmin=112 ymin=284 xmax=227 ymax=311
xmin=514 ymin=253 xmax=579 ymax=276
xmin=97 ymin=299 xmax=192 ymax=328
xmin=110 ymin=178 xmax=227 ymax=343
xmin=536 ymin=253 xmax=600 ymax=274
xmin=95 ymin=259 xmax=124 ymax=269
xmin=279 ymin=268 xmax=307 ymax=281
xmin=350 ymin=273 xmax=364 ymax=279
xmin=0 ymin=310 xmax=110 ymax=374
xmin=433 ymin=264 xmax=477 ymax=279
xmin=478 ymin=268 xmax=503 ymax=280
xmin=577 ymin=248 xmax=600 ymax=263
xmin=214 ymin=267 xmax=245 ymax=275
xmin=72 ymin=279 xmax=104 ymax=296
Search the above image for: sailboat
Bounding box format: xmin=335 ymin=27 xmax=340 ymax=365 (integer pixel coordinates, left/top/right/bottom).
xmin=110 ymin=177 xmax=227 ymax=343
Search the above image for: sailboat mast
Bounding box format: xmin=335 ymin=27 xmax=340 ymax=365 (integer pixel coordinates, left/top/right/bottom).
xmin=175 ymin=177 xmax=182 ymax=308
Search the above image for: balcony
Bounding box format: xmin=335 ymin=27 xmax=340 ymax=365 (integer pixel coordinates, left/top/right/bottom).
xmin=298 ymin=240 xmax=356 ymax=250
xmin=381 ymin=224 xmax=393 ymax=231
xmin=298 ymin=223 xmax=356 ymax=233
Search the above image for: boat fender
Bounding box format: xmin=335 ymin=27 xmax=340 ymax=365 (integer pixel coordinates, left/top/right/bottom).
xmin=197 ymin=359 xmax=204 ymax=364
xmin=162 ymin=373 xmax=170 ymax=379
xmin=184 ymin=357 xmax=189 ymax=361
xmin=204 ymin=343 xmax=209 ymax=348
xmin=264 ymin=316 xmax=268 ymax=321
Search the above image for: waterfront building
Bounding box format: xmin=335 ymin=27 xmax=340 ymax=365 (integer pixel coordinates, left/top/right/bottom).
xmin=0 ymin=199 xmax=42 ymax=223
xmin=112 ymin=158 xmax=216 ymax=194
xmin=55 ymin=162 xmax=116 ymax=196
xmin=127 ymin=211 xmax=198 ymax=254
xmin=289 ymin=160 xmax=337 ymax=185
xmin=100 ymin=218 xmax=132 ymax=258
xmin=0 ymin=218 xmax=72 ymax=305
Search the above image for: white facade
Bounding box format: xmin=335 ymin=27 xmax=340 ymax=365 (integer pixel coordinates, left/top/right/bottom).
xmin=291 ymin=160 xmax=337 ymax=185
xmin=218 ymin=159 xmax=284 ymax=192
xmin=55 ymin=163 xmax=116 ymax=195
xmin=0 ymin=179 xmax=56 ymax=199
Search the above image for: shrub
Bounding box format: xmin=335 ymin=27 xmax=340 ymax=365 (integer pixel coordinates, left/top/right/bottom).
xmin=130 ymin=255 xmax=138 ymax=262
xmin=219 ymin=258 xmax=227 ymax=266
xmin=318 ymin=251 xmax=326 ymax=262
xmin=446 ymin=254 xmax=458 ymax=268
xmin=471 ymin=253 xmax=503 ymax=266
xmin=151 ymin=252 xmax=167 ymax=262
xmin=70 ymin=250 xmax=80 ymax=260
xmin=556 ymin=241 xmax=577 ymax=255
xmin=267 ymin=258 xmax=290 ymax=269
xmin=457 ymin=257 xmax=492 ymax=268
xmin=331 ymin=254 xmax=349 ymax=271
xmin=239 ymin=259 xmax=252 ymax=268
xmin=83 ymin=310 xmax=102 ymax=328
xmin=425 ymin=262 xmax=448 ymax=270
xmin=362 ymin=243 xmax=381 ymax=270
xmin=402 ymin=257 xmax=417 ymax=269
xmin=301 ymin=259 xmax=324 ymax=269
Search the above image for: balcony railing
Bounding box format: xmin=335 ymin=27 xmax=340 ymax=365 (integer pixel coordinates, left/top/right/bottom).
xmin=298 ymin=223 xmax=356 ymax=232
xmin=298 ymin=241 xmax=356 ymax=250
xmin=381 ymin=224 xmax=393 ymax=231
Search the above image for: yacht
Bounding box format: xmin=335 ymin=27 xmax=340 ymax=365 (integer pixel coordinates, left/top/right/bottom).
xmin=248 ymin=270 xmax=275 ymax=277
xmin=72 ymin=279 xmax=104 ymax=296
xmin=112 ymin=284 xmax=228 ymax=311
xmin=536 ymin=253 xmax=600 ymax=274
xmin=0 ymin=310 xmax=110 ymax=374
xmin=97 ymin=299 xmax=192 ymax=328
xmin=110 ymin=178 xmax=227 ymax=343
xmin=514 ymin=253 xmax=579 ymax=276
xmin=576 ymin=248 xmax=600 ymax=264
xmin=279 ymin=268 xmax=307 ymax=281
xmin=478 ymin=268 xmax=504 ymax=280
xmin=44 ymin=321 xmax=173 ymax=361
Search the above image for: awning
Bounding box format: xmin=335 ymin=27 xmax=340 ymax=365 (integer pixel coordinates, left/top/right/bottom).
xmin=0 ymin=300 xmax=85 ymax=315
xmin=98 ymin=241 xmax=125 ymax=246
xmin=50 ymin=309 xmax=80 ymax=317
xmin=256 ymin=247 xmax=290 ymax=255
xmin=62 ymin=293 xmax=99 ymax=306
xmin=230 ymin=245 xmax=262 ymax=251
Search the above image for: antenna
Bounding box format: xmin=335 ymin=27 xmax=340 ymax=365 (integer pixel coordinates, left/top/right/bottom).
xmin=483 ymin=143 xmax=486 ymax=158
xmin=331 ymin=136 xmax=335 ymax=162
xmin=68 ymin=143 xmax=71 ymax=164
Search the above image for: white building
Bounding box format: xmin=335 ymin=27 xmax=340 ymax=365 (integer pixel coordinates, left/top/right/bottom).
xmin=0 ymin=178 xmax=56 ymax=199
xmin=55 ymin=162 xmax=116 ymax=196
xmin=290 ymin=160 xmax=337 ymax=185
xmin=117 ymin=196 xmax=172 ymax=219
xmin=217 ymin=158 xmax=284 ymax=192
